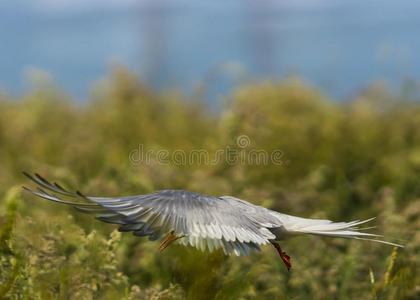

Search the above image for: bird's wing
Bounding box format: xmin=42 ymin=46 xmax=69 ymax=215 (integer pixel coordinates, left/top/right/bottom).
xmin=23 ymin=173 xmax=277 ymax=255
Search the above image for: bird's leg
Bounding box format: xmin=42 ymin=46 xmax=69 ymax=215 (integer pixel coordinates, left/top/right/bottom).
xmin=158 ymin=233 xmax=174 ymax=252
xmin=158 ymin=233 xmax=184 ymax=253
xmin=271 ymin=242 xmax=291 ymax=271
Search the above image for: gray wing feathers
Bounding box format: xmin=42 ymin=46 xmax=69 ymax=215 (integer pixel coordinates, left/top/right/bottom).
xmin=23 ymin=174 xmax=279 ymax=255
xmin=91 ymin=191 xmax=274 ymax=250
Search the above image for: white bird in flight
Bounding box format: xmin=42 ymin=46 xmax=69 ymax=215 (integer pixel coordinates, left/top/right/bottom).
xmin=23 ymin=172 xmax=402 ymax=271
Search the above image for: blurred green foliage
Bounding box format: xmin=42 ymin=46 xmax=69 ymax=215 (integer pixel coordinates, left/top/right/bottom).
xmin=0 ymin=69 xmax=419 ymax=299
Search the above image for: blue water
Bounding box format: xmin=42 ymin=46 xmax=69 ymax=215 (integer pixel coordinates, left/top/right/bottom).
xmin=1 ymin=0 xmax=420 ymax=102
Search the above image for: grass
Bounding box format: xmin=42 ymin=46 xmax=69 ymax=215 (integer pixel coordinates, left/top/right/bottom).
xmin=0 ymin=69 xmax=419 ymax=299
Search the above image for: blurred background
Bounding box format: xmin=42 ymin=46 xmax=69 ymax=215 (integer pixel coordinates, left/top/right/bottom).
xmin=0 ymin=1 xmax=419 ymax=299
xmin=2 ymin=0 xmax=420 ymax=103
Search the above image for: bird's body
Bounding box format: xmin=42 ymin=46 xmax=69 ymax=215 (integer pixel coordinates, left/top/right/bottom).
xmin=23 ymin=173 xmax=402 ymax=270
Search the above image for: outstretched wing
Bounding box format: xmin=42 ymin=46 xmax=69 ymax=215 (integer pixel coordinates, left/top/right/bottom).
xmin=22 ymin=173 xmax=278 ymax=255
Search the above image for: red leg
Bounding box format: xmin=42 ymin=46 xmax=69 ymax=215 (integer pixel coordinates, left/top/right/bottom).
xmin=158 ymin=233 xmax=174 ymax=252
xmin=158 ymin=233 xmax=184 ymax=253
xmin=272 ymin=242 xmax=291 ymax=271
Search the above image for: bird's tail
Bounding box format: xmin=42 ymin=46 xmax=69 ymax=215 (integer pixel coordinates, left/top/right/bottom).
xmin=276 ymin=214 xmax=403 ymax=247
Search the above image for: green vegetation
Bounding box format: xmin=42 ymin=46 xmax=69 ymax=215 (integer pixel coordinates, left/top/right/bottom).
xmin=0 ymin=69 xmax=418 ymax=299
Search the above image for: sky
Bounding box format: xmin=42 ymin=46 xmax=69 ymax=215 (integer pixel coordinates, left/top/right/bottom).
xmin=1 ymin=0 xmax=420 ymax=102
